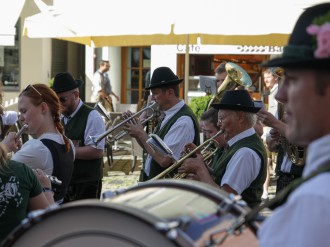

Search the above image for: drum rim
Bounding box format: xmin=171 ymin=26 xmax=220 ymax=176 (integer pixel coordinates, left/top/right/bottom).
xmin=126 ymin=180 xmax=242 ymax=214
xmin=2 ymin=199 xmax=179 ymax=247
xmin=125 ymin=179 xmax=260 ymax=234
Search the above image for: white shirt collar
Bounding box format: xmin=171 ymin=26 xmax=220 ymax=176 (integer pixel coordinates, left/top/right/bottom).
xmin=228 ymin=127 xmax=256 ymax=147
xmin=304 ymin=134 xmax=330 ymax=177
xmin=161 ymin=100 xmax=185 ymax=127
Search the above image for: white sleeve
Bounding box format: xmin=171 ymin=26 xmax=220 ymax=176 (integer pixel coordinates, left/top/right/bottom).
xmin=221 ymin=147 xmax=261 ymax=194
xmin=84 ymin=109 xmax=106 ymax=150
xmin=11 ymin=139 xmax=54 ymax=175
xmin=258 ymin=190 xmax=330 ymax=247
xmin=163 ymin=116 xmax=196 ymax=161
xmin=92 ymin=72 xmax=102 ymax=96
xmin=2 ymin=111 xmax=18 ymax=125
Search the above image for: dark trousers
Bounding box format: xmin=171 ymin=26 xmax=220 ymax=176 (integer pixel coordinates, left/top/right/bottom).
xmin=276 ymin=172 xmax=300 ymax=194
xmin=64 ymin=180 xmax=102 ymax=203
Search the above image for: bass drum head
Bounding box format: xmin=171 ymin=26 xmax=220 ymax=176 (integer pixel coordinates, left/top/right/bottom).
xmin=3 ymin=200 xmax=179 ymax=247
xmin=3 ymin=180 xmax=258 ymax=247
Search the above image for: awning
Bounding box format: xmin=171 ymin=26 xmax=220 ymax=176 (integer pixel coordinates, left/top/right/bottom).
xmin=23 ymin=0 xmax=328 ymax=47
xmin=0 ymin=0 xmax=26 ymax=46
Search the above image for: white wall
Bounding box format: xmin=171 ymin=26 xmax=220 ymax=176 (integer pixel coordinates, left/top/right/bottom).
xmin=84 ymin=45 xmax=94 ymax=103
xmin=151 ymin=45 xmax=177 ymax=73
xmin=107 ymin=47 xmax=121 ymax=103
xmin=86 ymin=46 xmax=121 ymax=105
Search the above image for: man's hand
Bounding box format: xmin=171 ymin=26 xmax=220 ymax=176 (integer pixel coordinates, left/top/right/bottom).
xmin=178 ymin=153 xmax=206 ymax=175
xmin=122 ymin=111 xmax=146 ymax=139
xmin=266 ymin=128 xmax=280 ymax=152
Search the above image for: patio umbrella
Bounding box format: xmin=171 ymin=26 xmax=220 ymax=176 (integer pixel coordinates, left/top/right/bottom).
xmin=23 ymin=0 xmax=327 ymax=99
xmin=23 ymin=0 xmax=314 ymax=47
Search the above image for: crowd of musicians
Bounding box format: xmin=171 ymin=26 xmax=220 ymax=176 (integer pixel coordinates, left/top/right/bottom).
xmin=1 ymin=3 xmax=330 ymax=246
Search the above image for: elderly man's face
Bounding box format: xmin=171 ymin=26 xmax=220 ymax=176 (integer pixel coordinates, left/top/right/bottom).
xmin=217 ymin=109 xmax=239 ymax=140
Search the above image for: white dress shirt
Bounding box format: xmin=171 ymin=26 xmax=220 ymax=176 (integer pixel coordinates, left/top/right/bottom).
xmin=258 ymin=134 xmax=330 ymax=247
xmin=62 ymin=100 xmax=105 ymax=150
xmin=144 ymin=100 xmax=195 ymax=175
xmin=221 ymin=128 xmax=261 ymax=194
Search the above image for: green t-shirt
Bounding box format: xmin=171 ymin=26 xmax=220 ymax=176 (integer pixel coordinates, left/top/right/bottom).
xmin=0 ymin=160 xmax=42 ymax=243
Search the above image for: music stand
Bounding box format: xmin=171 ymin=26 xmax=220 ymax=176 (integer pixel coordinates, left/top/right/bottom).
xmin=199 ymin=75 xmax=217 ymax=95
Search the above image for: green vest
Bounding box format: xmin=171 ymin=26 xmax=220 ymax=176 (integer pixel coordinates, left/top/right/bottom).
xmin=62 ymin=104 xmax=103 ymax=183
xmin=146 ymin=104 xmax=200 ymax=180
xmin=213 ymin=133 xmax=267 ymax=208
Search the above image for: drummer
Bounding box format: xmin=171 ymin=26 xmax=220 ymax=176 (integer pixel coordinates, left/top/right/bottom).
xmin=179 ymin=90 xmax=267 ymax=208
xmin=258 ymin=3 xmax=330 ymax=246
xmin=0 ymin=101 xmax=55 ymax=243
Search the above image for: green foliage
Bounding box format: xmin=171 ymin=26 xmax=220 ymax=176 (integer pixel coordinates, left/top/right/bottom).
xmin=188 ymin=95 xmax=213 ymax=120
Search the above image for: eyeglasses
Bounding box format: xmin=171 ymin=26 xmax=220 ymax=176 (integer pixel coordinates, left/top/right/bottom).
xmin=23 ymin=84 xmax=45 ymax=102
xmin=59 ymin=92 xmax=74 ymax=103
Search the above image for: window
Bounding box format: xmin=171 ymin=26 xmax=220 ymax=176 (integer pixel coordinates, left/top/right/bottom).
xmin=122 ymin=47 xmax=151 ymax=107
xmin=1 ymin=21 xmax=20 ymax=92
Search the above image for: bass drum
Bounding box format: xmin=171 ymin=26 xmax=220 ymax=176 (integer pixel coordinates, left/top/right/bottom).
xmin=2 ymin=180 xmax=258 ymax=247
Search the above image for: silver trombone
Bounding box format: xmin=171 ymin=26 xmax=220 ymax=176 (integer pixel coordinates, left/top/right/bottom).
xmin=90 ymin=101 xmax=158 ymax=145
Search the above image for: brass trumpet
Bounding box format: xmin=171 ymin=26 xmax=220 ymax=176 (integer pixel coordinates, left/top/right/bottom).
xmin=90 ymin=101 xmax=158 ymax=145
xmin=149 ymin=130 xmax=224 ymax=180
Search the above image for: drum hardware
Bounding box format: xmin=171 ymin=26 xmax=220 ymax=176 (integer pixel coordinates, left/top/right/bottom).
xmin=149 ymin=130 xmax=224 ymax=180
xmin=15 ymin=124 xmax=28 ymax=138
xmin=90 ymin=101 xmax=158 ymax=145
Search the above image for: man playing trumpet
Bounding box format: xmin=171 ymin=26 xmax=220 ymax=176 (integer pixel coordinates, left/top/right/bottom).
xmin=124 ymin=67 xmax=200 ymax=181
xmin=179 ymin=90 xmax=267 ymax=208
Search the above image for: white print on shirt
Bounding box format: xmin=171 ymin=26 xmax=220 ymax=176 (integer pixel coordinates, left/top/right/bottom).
xmin=0 ymin=176 xmax=23 ymax=217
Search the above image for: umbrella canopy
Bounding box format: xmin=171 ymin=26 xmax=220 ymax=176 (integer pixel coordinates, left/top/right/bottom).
xmin=23 ymin=0 xmax=327 ymax=47
xmin=0 ymin=0 xmax=25 ymax=45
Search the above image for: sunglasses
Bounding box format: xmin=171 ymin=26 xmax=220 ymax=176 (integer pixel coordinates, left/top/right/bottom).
xmin=59 ymin=91 xmax=74 ymax=103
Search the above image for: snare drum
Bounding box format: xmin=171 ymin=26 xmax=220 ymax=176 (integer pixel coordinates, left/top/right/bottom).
xmin=2 ymin=180 xmax=258 ymax=247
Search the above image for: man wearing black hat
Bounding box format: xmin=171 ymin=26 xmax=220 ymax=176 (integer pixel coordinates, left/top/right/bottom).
xmin=52 ymin=72 xmax=105 ymax=201
xmin=258 ymin=3 xmax=330 ymax=247
xmin=179 ymin=89 xmax=267 ymax=208
xmin=124 ymin=67 xmax=200 ymax=181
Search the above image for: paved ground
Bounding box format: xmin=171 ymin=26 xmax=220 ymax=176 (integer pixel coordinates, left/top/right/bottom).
xmin=101 ymin=146 xmax=277 ymax=210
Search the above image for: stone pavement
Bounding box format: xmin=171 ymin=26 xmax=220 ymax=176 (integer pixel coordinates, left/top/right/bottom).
xmin=101 ymin=143 xmax=277 ymax=212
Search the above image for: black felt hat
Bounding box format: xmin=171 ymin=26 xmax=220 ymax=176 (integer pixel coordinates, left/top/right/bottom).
xmin=212 ymin=90 xmax=261 ymax=113
xmin=145 ymin=67 xmax=183 ymax=90
xmin=263 ymin=3 xmax=330 ymax=69
xmin=52 ymin=72 xmax=83 ymax=93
